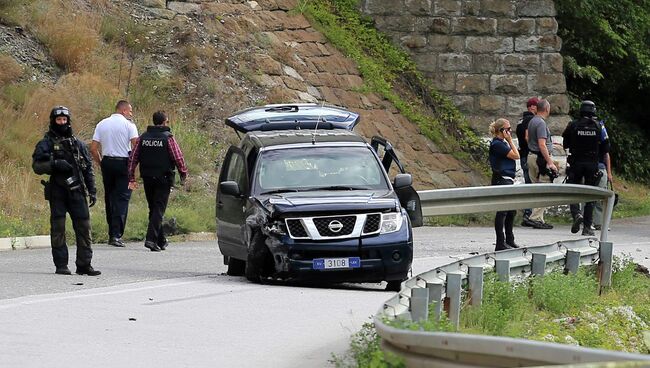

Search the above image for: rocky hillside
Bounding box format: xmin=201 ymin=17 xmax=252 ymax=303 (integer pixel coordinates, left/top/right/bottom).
xmin=2 ymin=0 xmax=485 ymax=188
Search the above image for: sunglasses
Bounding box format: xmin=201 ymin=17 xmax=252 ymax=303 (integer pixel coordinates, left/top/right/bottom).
xmin=500 ymin=127 xmax=511 ymax=132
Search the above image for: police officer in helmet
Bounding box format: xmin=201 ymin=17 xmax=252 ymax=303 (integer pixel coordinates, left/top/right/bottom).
xmin=562 ymin=100 xmax=605 ymax=236
xmin=32 ymin=106 xmax=101 ymax=275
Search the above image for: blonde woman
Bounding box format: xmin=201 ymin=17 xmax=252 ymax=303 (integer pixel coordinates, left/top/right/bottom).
xmin=489 ymin=118 xmax=520 ymax=251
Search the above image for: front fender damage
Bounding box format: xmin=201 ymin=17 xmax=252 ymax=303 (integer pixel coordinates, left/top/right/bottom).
xmin=245 ymin=202 xmax=289 ymax=276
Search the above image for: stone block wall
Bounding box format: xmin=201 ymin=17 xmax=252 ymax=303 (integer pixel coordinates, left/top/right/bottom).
xmin=360 ymin=0 xmax=571 ymax=133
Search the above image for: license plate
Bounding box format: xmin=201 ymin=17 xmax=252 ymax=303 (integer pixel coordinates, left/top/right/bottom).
xmin=313 ymin=257 xmax=361 ymax=270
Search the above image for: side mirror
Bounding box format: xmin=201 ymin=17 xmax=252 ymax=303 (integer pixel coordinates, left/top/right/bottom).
xmin=393 ymin=173 xmax=412 ymax=189
xmin=220 ymin=181 xmax=241 ymax=197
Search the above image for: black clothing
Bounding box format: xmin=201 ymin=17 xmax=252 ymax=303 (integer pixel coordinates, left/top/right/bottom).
xmin=563 ymin=117 xmax=601 ymax=164
xmin=143 ymin=176 xmax=171 ymax=247
xmin=515 ymin=111 xmax=535 ymax=157
xmin=139 ymin=125 xmax=175 ymax=178
xmin=32 ymin=130 xmax=96 ymax=270
xmin=562 ymin=117 xmax=602 ymax=229
xmin=489 ymin=138 xmax=516 ymax=250
xmin=101 ymin=158 xmax=131 ymax=239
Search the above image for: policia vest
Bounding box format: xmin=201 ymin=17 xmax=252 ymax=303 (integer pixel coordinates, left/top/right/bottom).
xmin=138 ymin=126 xmax=175 ymax=178
xmin=568 ymin=117 xmax=600 ymax=164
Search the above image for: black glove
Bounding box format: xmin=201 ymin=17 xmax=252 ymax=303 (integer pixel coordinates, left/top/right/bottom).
xmin=88 ymin=193 xmax=97 ymax=208
xmin=53 ymin=159 xmax=73 ymax=172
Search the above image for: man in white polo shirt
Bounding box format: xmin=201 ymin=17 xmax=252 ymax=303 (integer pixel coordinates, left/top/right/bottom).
xmin=90 ymin=100 xmax=139 ymax=247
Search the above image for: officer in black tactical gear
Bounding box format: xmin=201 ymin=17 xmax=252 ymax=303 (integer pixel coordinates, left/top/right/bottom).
xmin=562 ymin=100 xmax=606 ymax=236
xmin=32 ymin=106 xmax=101 ymax=276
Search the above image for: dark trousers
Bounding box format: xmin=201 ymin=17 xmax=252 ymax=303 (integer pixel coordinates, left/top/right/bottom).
xmin=49 ymin=183 xmax=93 ymax=268
xmin=101 ymin=157 xmax=131 ymax=239
xmin=567 ymin=161 xmax=599 ymax=227
xmin=492 ymin=174 xmax=515 ymax=247
xmin=143 ymin=176 xmax=171 ymax=245
xmin=520 ymin=153 xmax=532 ymax=218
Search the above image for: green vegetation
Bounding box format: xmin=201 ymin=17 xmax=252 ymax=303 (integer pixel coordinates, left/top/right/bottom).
xmin=393 ymin=259 xmax=650 ymax=353
xmin=556 ymin=0 xmax=650 ymax=183
xmin=297 ymin=0 xmax=488 ymax=170
xmin=336 ymin=259 xmax=650 ymax=367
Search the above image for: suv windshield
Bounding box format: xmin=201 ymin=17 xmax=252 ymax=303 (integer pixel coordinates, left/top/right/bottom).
xmin=255 ymin=146 xmax=389 ymax=194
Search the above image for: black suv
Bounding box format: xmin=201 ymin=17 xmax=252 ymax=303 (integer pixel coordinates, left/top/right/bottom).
xmin=216 ymin=104 xmax=422 ymax=291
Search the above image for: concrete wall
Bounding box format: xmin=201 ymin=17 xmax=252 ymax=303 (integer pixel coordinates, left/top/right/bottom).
xmin=360 ymin=0 xmax=571 ymax=133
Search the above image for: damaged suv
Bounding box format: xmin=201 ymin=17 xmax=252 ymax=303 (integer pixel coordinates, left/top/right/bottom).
xmin=216 ymin=104 xmax=422 ymax=291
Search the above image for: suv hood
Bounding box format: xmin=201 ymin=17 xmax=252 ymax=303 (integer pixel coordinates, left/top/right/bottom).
xmin=260 ymin=190 xmax=399 ymax=217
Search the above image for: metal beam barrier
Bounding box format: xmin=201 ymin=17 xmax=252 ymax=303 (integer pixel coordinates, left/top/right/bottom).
xmin=372 ymin=184 xmax=649 ymax=367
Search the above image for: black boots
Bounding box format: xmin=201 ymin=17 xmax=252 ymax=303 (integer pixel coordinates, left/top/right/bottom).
xmin=55 ymin=266 xmax=71 ymax=275
xmin=76 ymin=266 xmax=101 ymax=276
xmin=571 ymin=214 xmax=583 ymax=234
xmin=144 ymin=241 xmax=161 ymax=252
xmin=109 ymin=237 xmax=125 ymax=247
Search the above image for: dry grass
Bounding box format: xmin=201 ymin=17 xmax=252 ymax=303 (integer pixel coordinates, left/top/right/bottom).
xmin=0 ymin=54 xmax=23 ymax=86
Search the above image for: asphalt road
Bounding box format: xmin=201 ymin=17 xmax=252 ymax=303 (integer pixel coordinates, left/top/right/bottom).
xmin=0 ymin=218 xmax=648 ymax=367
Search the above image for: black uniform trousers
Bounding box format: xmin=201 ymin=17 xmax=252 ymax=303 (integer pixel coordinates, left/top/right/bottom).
xmin=101 ymin=157 xmax=131 ymax=239
xmin=49 ymin=182 xmax=93 ymax=268
xmin=143 ymin=176 xmax=171 ymax=245
xmin=492 ymin=174 xmax=516 ymax=247
xmin=567 ymin=161 xmax=599 ymax=227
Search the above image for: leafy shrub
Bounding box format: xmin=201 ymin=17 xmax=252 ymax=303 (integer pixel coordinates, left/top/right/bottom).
xmin=530 ymin=269 xmax=598 ymax=314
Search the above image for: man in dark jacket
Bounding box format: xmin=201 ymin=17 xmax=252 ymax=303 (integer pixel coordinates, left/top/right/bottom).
xmin=127 ymin=111 xmax=188 ymax=251
xmin=32 ymin=106 xmax=101 ymax=275
xmin=562 ymin=100 xmax=604 ymax=236
xmin=516 ymin=97 xmax=538 ymax=227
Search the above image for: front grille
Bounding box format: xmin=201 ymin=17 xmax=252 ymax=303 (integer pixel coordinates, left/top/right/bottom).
xmin=313 ymin=216 xmax=356 ymax=237
xmin=286 ymin=219 xmax=308 ymax=238
xmin=363 ymin=214 xmax=381 ymax=234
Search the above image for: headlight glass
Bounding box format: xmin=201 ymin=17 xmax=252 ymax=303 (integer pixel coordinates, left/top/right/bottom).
xmin=380 ymin=212 xmax=403 ymax=234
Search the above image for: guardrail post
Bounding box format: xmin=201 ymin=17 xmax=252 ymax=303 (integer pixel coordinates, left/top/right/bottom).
xmin=444 ymin=273 xmax=462 ymax=329
xmin=468 ymin=266 xmax=483 ymax=306
xmin=495 ymin=259 xmax=510 ymax=282
xmin=532 ymin=253 xmax=546 ymax=276
xmin=410 ymin=288 xmax=429 ymax=322
xmin=598 ymin=241 xmax=613 ymax=293
xmin=565 ymin=250 xmax=581 ymax=274
xmin=426 ymin=282 xmax=443 ymax=322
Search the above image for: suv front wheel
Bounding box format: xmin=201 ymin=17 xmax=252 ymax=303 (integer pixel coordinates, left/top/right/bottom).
xmin=245 ymin=230 xmax=272 ymax=283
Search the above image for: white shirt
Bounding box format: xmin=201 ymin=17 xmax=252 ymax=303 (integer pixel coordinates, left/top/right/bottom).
xmin=92 ymin=113 xmax=139 ymax=158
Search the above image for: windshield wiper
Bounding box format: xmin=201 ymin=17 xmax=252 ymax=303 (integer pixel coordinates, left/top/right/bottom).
xmin=301 ymin=186 xmax=370 ymax=191
xmin=260 ymin=189 xmax=300 ymax=195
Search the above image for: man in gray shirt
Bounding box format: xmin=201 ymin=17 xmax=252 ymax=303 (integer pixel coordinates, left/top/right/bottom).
xmin=526 ymin=99 xmax=557 ymax=229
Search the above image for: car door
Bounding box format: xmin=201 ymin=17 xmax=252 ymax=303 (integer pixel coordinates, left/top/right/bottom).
xmin=371 ymin=136 xmax=423 ymax=227
xmin=217 ymin=146 xmax=249 ymax=259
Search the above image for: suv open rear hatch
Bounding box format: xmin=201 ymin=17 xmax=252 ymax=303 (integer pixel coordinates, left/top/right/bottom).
xmin=225 ymin=104 xmax=360 ymax=133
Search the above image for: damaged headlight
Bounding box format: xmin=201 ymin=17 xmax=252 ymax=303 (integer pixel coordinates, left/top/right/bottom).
xmin=380 ymin=212 xmax=403 ymax=234
xmin=264 ymin=221 xmax=287 ymax=236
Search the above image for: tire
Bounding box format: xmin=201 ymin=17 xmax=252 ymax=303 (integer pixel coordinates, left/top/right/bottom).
xmin=385 ymin=280 xmax=403 ymax=292
xmin=226 ymin=258 xmax=245 ymax=276
xmin=245 ymin=231 xmax=271 ymax=283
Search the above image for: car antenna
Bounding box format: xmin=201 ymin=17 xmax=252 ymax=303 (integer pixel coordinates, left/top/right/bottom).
xmin=312 ymin=100 xmax=326 ymax=145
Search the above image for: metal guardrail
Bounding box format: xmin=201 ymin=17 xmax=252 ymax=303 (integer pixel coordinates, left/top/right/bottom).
xmin=374 ymin=184 xmax=650 ymax=367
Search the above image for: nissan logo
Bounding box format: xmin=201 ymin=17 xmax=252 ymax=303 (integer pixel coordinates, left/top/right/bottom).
xmin=328 ymin=220 xmax=343 ymax=233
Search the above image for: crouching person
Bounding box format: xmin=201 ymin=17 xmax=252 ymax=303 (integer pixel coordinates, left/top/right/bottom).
xmin=32 ymin=106 xmax=100 ymax=276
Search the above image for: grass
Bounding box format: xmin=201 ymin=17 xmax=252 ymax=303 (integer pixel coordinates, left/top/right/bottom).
xmin=336 ymin=259 xmax=649 ymax=367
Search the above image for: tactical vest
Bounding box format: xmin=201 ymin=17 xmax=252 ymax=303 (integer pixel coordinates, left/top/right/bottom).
xmin=138 ymin=126 xmax=175 ymax=178
xmin=49 ymin=133 xmax=83 ymax=187
xmin=569 ymin=117 xmax=600 ymax=163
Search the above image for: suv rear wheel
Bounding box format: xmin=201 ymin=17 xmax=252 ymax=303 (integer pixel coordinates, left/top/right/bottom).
xmin=385 ymin=280 xmax=402 ymax=292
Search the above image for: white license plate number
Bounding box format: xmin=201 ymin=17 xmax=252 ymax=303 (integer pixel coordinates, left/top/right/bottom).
xmin=313 ymin=257 xmax=360 ymax=270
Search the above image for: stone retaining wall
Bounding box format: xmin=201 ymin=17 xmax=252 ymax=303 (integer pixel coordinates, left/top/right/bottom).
xmin=360 ymin=0 xmax=571 ymax=133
